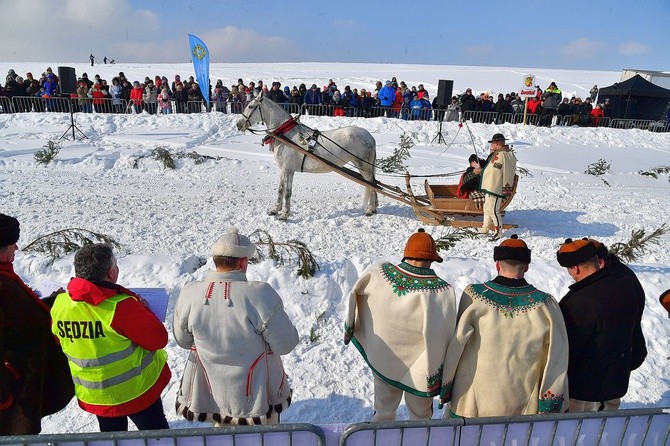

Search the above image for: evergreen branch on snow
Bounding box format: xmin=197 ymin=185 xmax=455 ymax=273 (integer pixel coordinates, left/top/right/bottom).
xmin=638 ymin=165 xmax=670 ymax=180
xmin=584 ymin=159 xmax=610 ymax=176
xmin=608 ymin=224 xmax=667 ymax=263
xmin=34 ymin=140 xmax=61 ymax=166
xmin=516 ymin=165 xmax=532 ymax=177
xmin=132 ymin=146 xmax=225 ymax=169
xmin=434 ymin=228 xmax=480 ymax=253
xmin=378 ymin=133 xmax=414 ymax=173
xmin=22 ymin=228 xmax=121 ymax=265
xmin=249 ymin=229 xmax=320 ymax=279
xmin=309 ymin=310 xmax=328 ymax=343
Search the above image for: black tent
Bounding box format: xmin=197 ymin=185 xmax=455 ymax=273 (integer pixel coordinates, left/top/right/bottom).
xmin=598 ymin=75 xmax=670 ymax=120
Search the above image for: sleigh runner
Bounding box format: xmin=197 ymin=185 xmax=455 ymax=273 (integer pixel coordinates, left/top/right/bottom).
xmin=268 ymin=131 xmax=519 ymax=228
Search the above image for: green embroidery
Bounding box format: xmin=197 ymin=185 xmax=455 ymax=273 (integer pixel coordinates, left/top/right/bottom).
xmin=427 ymin=364 xmax=443 ymax=394
xmin=440 ymin=380 xmax=453 ymax=403
xmin=350 ymin=337 xmax=438 ymax=397
xmin=467 ymin=282 xmax=551 ymax=317
xmin=344 ymin=322 xmax=354 ymax=344
xmin=538 ymin=390 xmax=564 ymax=413
xmin=381 ymin=262 xmax=449 ymax=296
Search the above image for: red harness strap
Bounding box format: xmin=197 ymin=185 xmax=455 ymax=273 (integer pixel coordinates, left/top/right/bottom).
xmin=263 ymin=118 xmax=299 ymax=146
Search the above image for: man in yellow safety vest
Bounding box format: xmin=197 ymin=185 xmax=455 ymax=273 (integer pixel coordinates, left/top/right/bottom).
xmin=51 ymin=244 xmax=170 ymax=432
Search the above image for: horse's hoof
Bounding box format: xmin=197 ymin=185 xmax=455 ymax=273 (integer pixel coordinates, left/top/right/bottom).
xmin=268 ymin=210 xmax=278 ymax=216
xmin=277 ymin=214 xmax=289 ymax=221
xmin=365 ymin=210 xmax=377 ymax=216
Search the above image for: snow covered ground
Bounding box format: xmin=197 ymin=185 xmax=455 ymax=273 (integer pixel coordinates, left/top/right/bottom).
xmin=1 ymin=62 xmax=669 ymax=433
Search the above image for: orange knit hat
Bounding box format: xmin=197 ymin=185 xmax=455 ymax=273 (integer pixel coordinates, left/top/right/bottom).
xmin=660 ymin=289 xmax=670 ymax=314
xmin=403 ymin=229 xmax=442 ymax=263
xmin=556 ymin=238 xmax=598 ymax=267
xmin=494 ymin=234 xmax=531 ymax=263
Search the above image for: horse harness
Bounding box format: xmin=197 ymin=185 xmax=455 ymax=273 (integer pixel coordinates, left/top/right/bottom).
xmin=262 ymin=117 xmax=321 ymax=172
xmin=243 ymin=95 xmax=372 ymax=173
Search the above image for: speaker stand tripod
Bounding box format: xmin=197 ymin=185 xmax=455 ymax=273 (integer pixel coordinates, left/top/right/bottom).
xmin=60 ymin=106 xmax=88 ymax=141
xmin=431 ymin=115 xmax=447 ymax=144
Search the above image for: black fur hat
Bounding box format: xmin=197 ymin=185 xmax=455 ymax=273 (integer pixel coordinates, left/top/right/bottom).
xmin=556 ymin=238 xmax=598 ymax=267
xmin=0 ymin=214 xmax=20 ymax=248
xmin=494 ymin=234 xmax=531 ymax=263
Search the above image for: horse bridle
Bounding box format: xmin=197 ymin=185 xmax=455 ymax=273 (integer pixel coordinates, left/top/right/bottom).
xmin=239 ymin=95 xmax=267 ymax=135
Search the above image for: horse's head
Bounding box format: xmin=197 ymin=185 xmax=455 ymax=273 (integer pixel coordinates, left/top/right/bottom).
xmin=236 ymin=94 xmax=264 ymax=132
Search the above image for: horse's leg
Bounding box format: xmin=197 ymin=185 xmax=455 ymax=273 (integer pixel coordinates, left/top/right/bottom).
xmin=270 ymin=170 xmax=286 ymax=216
xmin=365 ymin=189 xmax=379 ymax=216
xmin=277 ymin=170 xmax=294 ymax=221
xmin=356 ymin=162 xmax=378 ymax=216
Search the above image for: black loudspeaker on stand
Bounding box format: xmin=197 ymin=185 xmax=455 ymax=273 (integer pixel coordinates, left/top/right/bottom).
xmin=57 ymin=66 xmax=88 ymax=141
xmin=435 ymin=80 xmax=454 ymax=107
xmin=431 ymin=80 xmax=454 ymax=144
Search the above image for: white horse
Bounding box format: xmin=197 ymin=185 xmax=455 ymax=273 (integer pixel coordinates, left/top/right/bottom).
xmin=236 ymin=94 xmax=378 ymax=220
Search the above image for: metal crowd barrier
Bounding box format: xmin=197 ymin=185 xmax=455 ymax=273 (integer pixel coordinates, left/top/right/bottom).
xmin=462 ymin=110 xmax=496 ymax=124
xmin=0 ymin=95 xmax=666 ymax=134
xmin=0 ymin=96 xmax=10 ymax=113
xmin=73 ymin=97 xmax=128 ymax=114
xmin=339 ymin=408 xmax=670 ymax=446
xmin=648 ymin=120 xmax=670 ymax=132
xmin=558 ymin=114 xmax=612 ymax=128
xmin=11 ymin=96 xmax=71 ymax=113
xmin=594 ymin=116 xmax=612 ymax=128
xmin=0 ymin=424 xmax=326 ymax=446
xmin=463 ymin=110 xmax=517 ymax=124
xmin=610 ymin=118 xmax=662 ymax=130
xmin=282 ymin=103 xmax=301 ymax=114
xmin=513 ymin=113 xmax=541 ymax=125
xmin=0 ymin=409 xmax=667 ymax=445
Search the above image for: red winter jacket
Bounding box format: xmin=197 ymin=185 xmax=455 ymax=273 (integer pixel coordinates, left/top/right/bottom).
xmin=60 ymin=278 xmax=170 ymax=417
xmin=527 ymin=98 xmax=541 ymax=114
xmin=129 ymin=87 xmax=144 ymax=105
xmin=90 ymin=88 xmax=106 ymax=105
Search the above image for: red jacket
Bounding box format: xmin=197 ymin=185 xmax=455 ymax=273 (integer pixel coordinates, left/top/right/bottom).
xmin=62 ymin=278 xmax=170 ymax=417
xmin=527 ymin=98 xmax=541 ymax=114
xmin=393 ymin=90 xmax=403 ymax=112
xmin=129 ymin=87 xmax=144 ymax=105
xmin=90 ymin=88 xmax=106 ymax=105
xmin=591 ymin=107 xmax=604 ymax=125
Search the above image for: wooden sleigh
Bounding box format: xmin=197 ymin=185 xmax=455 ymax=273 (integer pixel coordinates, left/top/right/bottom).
xmin=268 ymin=131 xmax=519 ymax=228
xmin=407 ymin=175 xmax=519 ymax=228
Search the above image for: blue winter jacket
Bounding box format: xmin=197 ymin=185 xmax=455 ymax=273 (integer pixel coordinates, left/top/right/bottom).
xmin=303 ymin=89 xmax=322 ymax=105
xmin=378 ymin=85 xmax=395 ymax=107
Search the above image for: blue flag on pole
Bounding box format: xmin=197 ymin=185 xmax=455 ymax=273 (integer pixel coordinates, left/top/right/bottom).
xmin=188 ymin=34 xmax=210 ymax=104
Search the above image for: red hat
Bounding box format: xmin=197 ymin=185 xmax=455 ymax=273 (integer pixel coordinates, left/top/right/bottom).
xmin=402 ymin=229 xmax=442 ymax=263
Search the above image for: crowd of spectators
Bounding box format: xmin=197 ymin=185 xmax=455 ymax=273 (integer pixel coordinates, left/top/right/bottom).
xmin=0 ymin=67 xmax=630 ymax=127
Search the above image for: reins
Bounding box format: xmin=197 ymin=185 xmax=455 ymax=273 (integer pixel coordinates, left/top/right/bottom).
xmin=241 ymin=96 xmax=468 ymax=179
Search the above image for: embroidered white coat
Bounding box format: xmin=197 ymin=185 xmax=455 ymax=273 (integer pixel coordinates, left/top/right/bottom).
xmin=345 ymin=262 xmax=457 ymax=397
xmin=173 ymin=270 xmax=298 ymax=422
xmin=441 ymin=281 xmax=569 ymax=417
xmin=480 ymin=148 xmax=517 ymax=198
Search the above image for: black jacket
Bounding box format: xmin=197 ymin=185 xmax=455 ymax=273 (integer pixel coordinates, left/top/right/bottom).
xmin=266 ymin=88 xmax=287 ymax=103
xmin=0 ymin=273 xmax=74 ymax=434
xmin=559 ymin=264 xmax=646 ymax=401
xmin=604 ymin=254 xmax=647 ymax=370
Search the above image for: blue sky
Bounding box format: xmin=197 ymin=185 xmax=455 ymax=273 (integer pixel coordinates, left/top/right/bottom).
xmin=1 ymin=0 xmax=668 ymax=71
